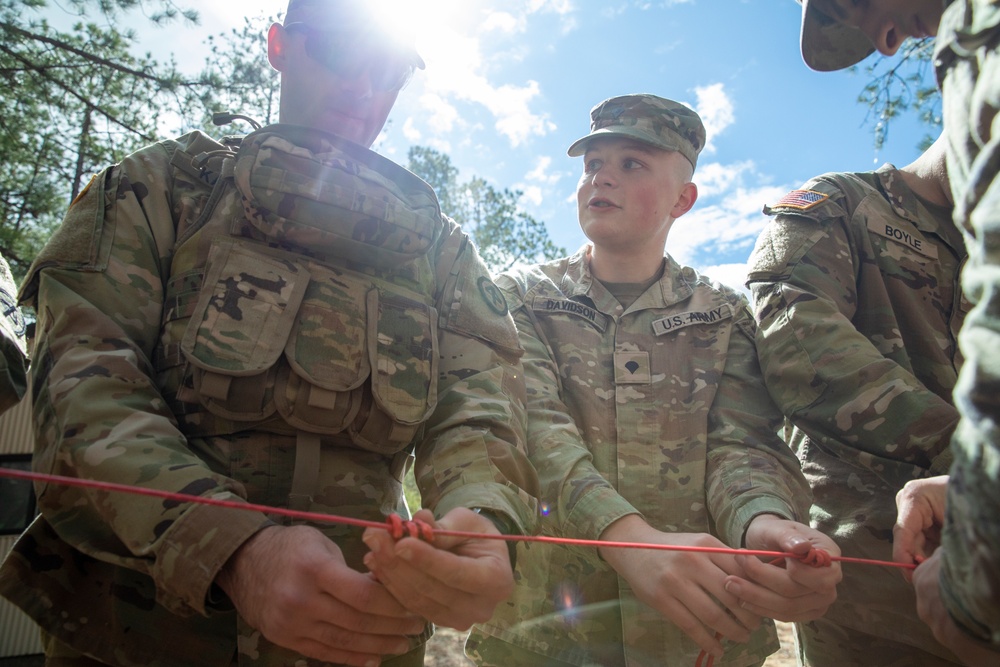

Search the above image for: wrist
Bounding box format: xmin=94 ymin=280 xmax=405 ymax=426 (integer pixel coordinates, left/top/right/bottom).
xmin=472 ymin=507 xmax=519 ymax=570
xmin=598 ymin=513 xmax=646 ymax=565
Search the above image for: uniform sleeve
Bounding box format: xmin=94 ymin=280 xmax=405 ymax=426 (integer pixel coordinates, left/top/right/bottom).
xmin=941 ymin=423 xmax=1000 ymax=646
xmin=497 ymin=278 xmax=639 ymax=542
xmin=938 ymin=33 xmax=1000 ymax=637
xmin=0 ymin=251 xmax=27 ymax=414
xmin=24 ymin=147 xmax=270 ymax=618
xmin=413 ymin=226 xmax=539 ymax=535
xmin=747 ymin=211 xmax=959 ymax=474
xmin=704 ymin=297 xmax=811 ymax=546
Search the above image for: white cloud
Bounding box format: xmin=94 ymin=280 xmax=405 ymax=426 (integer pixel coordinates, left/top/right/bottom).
xmin=693 ymin=83 xmax=735 ymax=155
xmin=517 ymin=155 xmax=566 ymax=207
xmin=485 ymin=1 xmax=577 ymax=34
xmin=482 ymin=11 xmax=522 ymax=33
xmin=409 ymin=19 xmax=555 ymax=148
xmin=489 ymin=81 xmax=558 ymax=147
xmin=520 ymin=184 xmax=544 ymax=207
xmin=418 ymin=93 xmax=461 ymax=134
xmin=402 ymin=117 xmax=422 ymax=143
xmin=525 ymin=156 xmax=562 ymax=185
xmin=696 ymin=262 xmax=752 ymax=297
xmin=695 ymin=160 xmax=756 ymax=199
xmin=667 ymin=158 xmax=788 ymax=271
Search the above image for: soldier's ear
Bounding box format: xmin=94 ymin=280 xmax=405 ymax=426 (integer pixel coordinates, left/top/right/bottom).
xmin=267 ymin=23 xmax=288 ymax=72
xmin=671 ymin=181 xmax=698 ymax=219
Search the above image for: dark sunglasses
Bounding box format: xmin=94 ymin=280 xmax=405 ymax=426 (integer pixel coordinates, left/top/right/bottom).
xmin=283 ymin=22 xmax=416 ymax=92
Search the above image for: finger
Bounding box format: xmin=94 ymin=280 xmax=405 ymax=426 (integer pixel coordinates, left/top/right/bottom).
xmin=657 ymin=576 xmax=759 ymax=644
xmin=310 ymin=591 xmax=427 ymax=637
xmin=369 ymin=540 xmax=500 ymax=624
xmin=705 ymin=579 xmax=764 ymax=635
xmin=655 ymin=597 xmax=727 ymax=661
xmin=704 ymin=551 xmax=747 ymax=578
xmin=370 ymin=531 xmax=506 ymax=596
xmin=735 ymin=554 xmax=809 ymax=598
xmin=315 ymin=553 xmax=424 ymax=623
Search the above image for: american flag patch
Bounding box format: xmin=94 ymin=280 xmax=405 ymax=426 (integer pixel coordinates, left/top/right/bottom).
xmin=772 ymin=189 xmax=829 ymax=210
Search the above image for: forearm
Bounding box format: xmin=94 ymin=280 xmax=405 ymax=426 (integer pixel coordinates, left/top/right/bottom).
xmin=706 ymin=310 xmax=809 ymax=545
xmin=753 ymin=278 xmax=958 ymax=471
xmin=513 ymin=305 xmax=636 ymax=540
xmin=31 ymin=268 xmax=271 ymax=614
xmin=415 ymin=328 xmax=538 ymax=535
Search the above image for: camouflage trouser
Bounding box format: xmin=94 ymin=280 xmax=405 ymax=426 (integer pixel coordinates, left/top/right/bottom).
xmin=465 ymin=633 xmax=582 ymax=667
xmin=43 ymin=630 xmax=425 ymax=667
xmin=794 ymin=618 xmax=964 ymax=667
xmin=466 ymin=632 xmax=766 ymax=667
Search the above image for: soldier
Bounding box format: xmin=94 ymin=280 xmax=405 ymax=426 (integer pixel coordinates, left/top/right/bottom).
xmin=0 ymin=2 xmax=538 ymax=666
xmin=0 ymin=250 xmax=27 ymax=413
xmin=746 ymin=134 xmax=967 ymax=666
xmin=464 ymin=94 xmax=842 ymax=667
xmin=786 ymin=0 xmax=1000 ymax=661
xmin=893 ymin=476 xmax=999 ymax=666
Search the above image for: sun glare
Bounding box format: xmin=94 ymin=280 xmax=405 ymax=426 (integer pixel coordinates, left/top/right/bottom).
xmin=374 ymin=0 xmax=481 ymax=63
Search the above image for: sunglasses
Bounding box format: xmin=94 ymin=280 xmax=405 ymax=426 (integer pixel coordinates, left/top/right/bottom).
xmin=283 ymin=22 xmax=416 ymax=92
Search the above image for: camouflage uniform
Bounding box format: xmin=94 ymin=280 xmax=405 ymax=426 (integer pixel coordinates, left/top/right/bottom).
xmin=467 ymin=245 xmax=810 ymax=667
xmin=935 ymin=0 xmax=1000 ymax=648
xmin=747 ymin=165 xmax=968 ymax=665
xmin=0 ymin=124 xmax=538 ymax=666
xmin=0 ymin=250 xmax=27 ymax=413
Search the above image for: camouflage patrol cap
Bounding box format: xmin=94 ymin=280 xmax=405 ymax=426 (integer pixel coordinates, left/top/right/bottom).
xmin=285 ymin=0 xmax=425 ymax=69
xmin=797 ymin=0 xmax=875 ymax=72
xmin=567 ymin=94 xmax=706 ymax=169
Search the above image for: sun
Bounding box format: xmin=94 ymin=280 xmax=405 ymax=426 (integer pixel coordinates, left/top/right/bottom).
xmin=370 ymin=0 xmax=482 ymax=65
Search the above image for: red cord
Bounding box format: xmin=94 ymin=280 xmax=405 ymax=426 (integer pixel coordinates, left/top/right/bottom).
xmin=386 ymin=513 xmax=434 ymax=542
xmin=0 ymin=467 xmax=917 ymax=570
xmin=0 ymin=467 xmax=917 ymax=666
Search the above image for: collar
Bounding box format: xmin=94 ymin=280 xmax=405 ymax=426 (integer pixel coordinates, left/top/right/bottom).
xmin=560 ymin=244 xmax=695 ymax=313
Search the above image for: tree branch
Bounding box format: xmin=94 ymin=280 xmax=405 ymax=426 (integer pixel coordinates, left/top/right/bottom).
xmin=0 ymin=41 xmax=156 ymax=143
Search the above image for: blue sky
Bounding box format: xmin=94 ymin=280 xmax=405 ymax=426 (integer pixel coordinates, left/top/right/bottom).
xmin=50 ymin=0 xmax=937 ymax=292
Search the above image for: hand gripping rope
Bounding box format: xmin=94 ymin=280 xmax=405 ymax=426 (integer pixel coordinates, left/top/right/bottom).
xmin=0 ymin=468 xmax=915 ymax=666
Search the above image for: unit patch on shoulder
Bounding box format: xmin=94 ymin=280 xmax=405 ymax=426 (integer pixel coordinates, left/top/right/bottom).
xmin=771 ymin=189 xmax=829 ymax=211
xmin=478 ymin=276 xmax=509 ymax=316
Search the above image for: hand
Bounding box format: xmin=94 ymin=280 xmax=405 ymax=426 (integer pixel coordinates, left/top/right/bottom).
xmin=598 ymin=515 xmax=762 ymax=662
xmin=361 ymin=507 xmax=514 ymax=631
xmin=913 ymin=550 xmax=1000 ymax=666
xmin=894 ymin=475 xmax=949 ymax=581
xmin=216 ymin=525 xmax=424 ymax=667
xmin=722 ymin=514 xmax=842 ymax=622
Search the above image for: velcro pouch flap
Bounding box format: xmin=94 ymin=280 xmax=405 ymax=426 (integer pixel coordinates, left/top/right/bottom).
xmin=285 ymin=262 xmax=371 ymax=391
xmin=235 ymin=125 xmax=443 ymax=268
xmin=182 ymin=238 xmax=309 ymax=375
xmin=366 ymin=286 xmax=438 ymax=426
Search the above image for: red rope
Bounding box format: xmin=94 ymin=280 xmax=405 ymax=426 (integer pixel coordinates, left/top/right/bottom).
xmin=0 ymin=467 xmax=916 ymax=570
xmin=2 ymin=466 xmax=920 ymax=666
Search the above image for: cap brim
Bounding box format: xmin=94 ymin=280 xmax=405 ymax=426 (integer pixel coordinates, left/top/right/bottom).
xmin=800 ymin=0 xmax=876 ymax=72
xmin=566 ymin=127 xmax=680 ymax=157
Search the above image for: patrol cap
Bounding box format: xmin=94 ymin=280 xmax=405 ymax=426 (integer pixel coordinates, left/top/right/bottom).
xmin=797 ymin=0 xmax=875 ymax=72
xmin=567 ymin=94 xmax=706 ymax=169
xmin=285 ymin=0 xmax=425 ymax=70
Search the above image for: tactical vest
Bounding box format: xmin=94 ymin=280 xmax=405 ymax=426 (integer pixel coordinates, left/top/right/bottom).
xmin=155 ymin=124 xmax=448 ymax=508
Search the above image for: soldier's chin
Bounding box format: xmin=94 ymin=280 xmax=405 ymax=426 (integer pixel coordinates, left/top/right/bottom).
xmin=300 ymin=110 xmax=366 ymax=145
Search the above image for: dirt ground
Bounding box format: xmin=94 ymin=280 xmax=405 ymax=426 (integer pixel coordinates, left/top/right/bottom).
xmin=424 ymin=621 xmax=798 ymax=666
